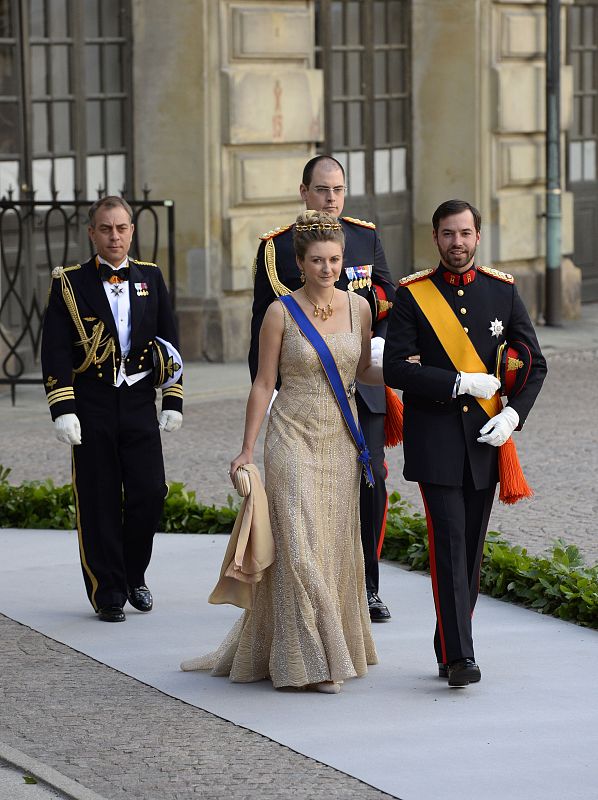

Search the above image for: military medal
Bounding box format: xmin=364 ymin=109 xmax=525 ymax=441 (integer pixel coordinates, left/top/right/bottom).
xmin=345 ymin=265 xmax=373 ymax=292
xmin=489 ymin=318 xmax=504 ymax=338
xmin=135 ymin=282 xmax=149 ymax=297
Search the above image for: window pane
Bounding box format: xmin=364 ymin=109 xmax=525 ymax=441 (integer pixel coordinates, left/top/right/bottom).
xmin=85 ymin=44 xmax=101 ymax=93
xmin=582 ymin=96 xmax=594 ymax=138
xmin=569 ymin=141 xmax=582 ymax=181
xmin=347 ymin=51 xmax=361 ymax=96
xmin=31 ymin=45 xmax=47 ymax=96
xmin=33 ymin=157 xmax=52 ymax=200
xmin=573 ymin=96 xmax=582 ymax=137
xmin=375 ymin=148 xmax=390 ymax=193
xmin=101 ymin=0 xmax=122 ymax=37
xmin=54 ymin=156 xmax=74 ymax=199
xmin=583 ymin=51 xmax=596 ymax=94
xmin=30 ymin=0 xmax=46 ymax=38
xmin=583 ymin=140 xmax=596 ymax=181
xmin=348 ymin=150 xmax=365 ymax=196
xmin=389 ymin=98 xmax=402 ymax=144
xmin=391 ymin=146 xmax=406 ymax=192
xmin=374 ymin=2 xmax=386 ymax=45
xmin=348 ymin=101 xmax=362 ymax=148
xmin=86 ymin=100 xmax=102 ymax=149
xmin=0 ymin=160 xmax=20 ymax=199
xmin=374 ymin=52 xmax=387 ymax=95
xmin=86 ymin=154 xmax=105 ymax=195
xmin=107 ymin=153 xmax=125 ymax=194
xmin=331 ymin=2 xmax=343 ymax=47
xmin=105 ymin=99 xmax=123 ymax=148
xmin=331 ymin=101 xmax=345 ymax=149
xmin=0 ymin=102 xmax=19 ymax=152
xmin=0 ymin=1 xmax=14 ymax=37
xmin=332 ymin=52 xmax=343 ymax=95
xmin=51 ymin=45 xmax=70 ymax=94
xmin=0 ymin=44 xmax=17 ymax=95
xmin=49 ymin=0 xmax=68 ymax=38
xmin=32 ymin=102 xmax=49 ymax=153
xmin=84 ymin=0 xmax=99 ymax=38
xmin=388 ymin=1 xmax=405 ymax=44
xmin=582 ymin=7 xmax=594 ymax=48
xmin=375 ymin=99 xmax=387 ymax=146
xmin=569 ymin=8 xmax=581 ymax=47
xmin=53 ymin=101 xmax=71 ymax=150
xmin=345 ymin=2 xmax=361 ymax=46
xmin=103 ymin=44 xmax=123 ymax=92
xmin=388 ymin=49 xmax=407 ymax=94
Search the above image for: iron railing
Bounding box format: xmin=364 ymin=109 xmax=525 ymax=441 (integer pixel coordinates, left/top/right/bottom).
xmin=0 ymin=189 xmax=176 ymax=404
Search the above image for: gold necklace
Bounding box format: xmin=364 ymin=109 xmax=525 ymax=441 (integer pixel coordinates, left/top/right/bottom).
xmin=303 ymin=287 xmax=335 ymax=320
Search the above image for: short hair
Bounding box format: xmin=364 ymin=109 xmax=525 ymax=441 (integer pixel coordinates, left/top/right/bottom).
xmin=432 ymin=200 xmax=482 ymax=233
xmin=302 ymin=155 xmax=346 ymax=187
xmin=293 ymin=210 xmax=345 ymax=260
xmin=88 ymin=196 xmax=134 ymax=227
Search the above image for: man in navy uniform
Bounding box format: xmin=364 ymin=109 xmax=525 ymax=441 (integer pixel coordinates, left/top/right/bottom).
xmin=250 ymin=155 xmax=396 ymax=621
xmin=41 ymin=196 xmax=183 ymax=622
xmin=383 ymin=199 xmax=547 ymax=685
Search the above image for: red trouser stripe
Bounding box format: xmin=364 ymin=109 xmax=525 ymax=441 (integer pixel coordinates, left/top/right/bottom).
xmin=419 ymin=484 xmax=447 ymax=665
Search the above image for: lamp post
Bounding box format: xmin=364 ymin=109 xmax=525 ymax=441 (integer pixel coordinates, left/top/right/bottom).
xmin=545 ymin=0 xmax=562 ymax=325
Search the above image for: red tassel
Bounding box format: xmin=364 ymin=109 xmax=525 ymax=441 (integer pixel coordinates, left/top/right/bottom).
xmin=498 ymin=436 xmax=533 ymax=504
xmin=384 ymin=386 xmax=403 ymax=447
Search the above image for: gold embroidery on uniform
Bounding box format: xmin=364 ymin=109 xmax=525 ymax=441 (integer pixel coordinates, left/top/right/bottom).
xmin=45 ymin=375 xmax=58 ymax=390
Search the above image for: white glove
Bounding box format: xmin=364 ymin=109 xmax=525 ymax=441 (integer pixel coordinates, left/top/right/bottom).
xmin=370 ymin=337 xmax=385 ymax=368
xmin=54 ymin=413 xmax=82 ymax=445
xmin=158 ymin=410 xmax=183 ymax=432
xmin=458 ymin=372 xmax=501 ymax=400
xmin=266 ymin=389 xmax=278 ymax=416
xmin=477 ymin=406 xmax=519 ymax=447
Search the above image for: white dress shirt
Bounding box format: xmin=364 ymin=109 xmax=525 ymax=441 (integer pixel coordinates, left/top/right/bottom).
xmin=98 ymin=255 xmax=151 ymax=387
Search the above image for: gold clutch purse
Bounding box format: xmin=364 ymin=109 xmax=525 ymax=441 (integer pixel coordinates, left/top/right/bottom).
xmin=232 ymin=466 xmax=251 ymax=497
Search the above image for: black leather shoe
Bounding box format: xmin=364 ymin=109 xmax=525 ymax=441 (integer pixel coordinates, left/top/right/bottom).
xmin=127 ymin=585 xmax=153 ymax=612
xmin=448 ymin=658 xmax=481 ymax=687
xmin=438 ymin=663 xmax=448 ymax=679
xmin=97 ymin=605 xmax=126 ymax=622
xmin=367 ymin=591 xmax=391 ymax=622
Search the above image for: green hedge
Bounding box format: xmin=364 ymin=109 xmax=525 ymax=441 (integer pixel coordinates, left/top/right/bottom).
xmin=1 ymin=468 xmax=596 ymax=629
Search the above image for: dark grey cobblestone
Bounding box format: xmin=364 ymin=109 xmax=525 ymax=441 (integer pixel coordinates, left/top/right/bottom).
xmin=0 ymin=614 xmax=394 ymax=800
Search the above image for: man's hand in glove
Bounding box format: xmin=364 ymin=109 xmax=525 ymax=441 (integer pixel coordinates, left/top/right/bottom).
xmin=54 ymin=413 xmax=82 ymax=445
xmin=370 ymin=336 xmax=385 ymax=368
xmin=158 ymin=410 xmax=183 ymax=433
xmin=458 ymin=372 xmax=501 ymax=400
xmin=477 ymin=406 xmax=519 ymax=447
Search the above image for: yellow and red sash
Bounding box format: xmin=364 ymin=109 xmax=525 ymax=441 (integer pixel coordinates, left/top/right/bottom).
xmin=405 ymin=278 xmax=532 ymax=504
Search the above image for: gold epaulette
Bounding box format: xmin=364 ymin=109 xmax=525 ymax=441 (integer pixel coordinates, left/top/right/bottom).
xmin=259 ymin=223 xmax=293 ymax=241
xmin=51 ymin=264 xmax=81 ymax=278
xmin=130 ymin=258 xmax=157 ymax=267
xmin=342 ymin=216 xmax=376 ymax=229
xmin=478 ymin=265 xmax=514 ymax=284
xmin=398 ymin=268 xmax=436 ymax=286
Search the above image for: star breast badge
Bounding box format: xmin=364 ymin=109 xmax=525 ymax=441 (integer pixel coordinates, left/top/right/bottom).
xmin=489 ymin=318 xmax=504 ymax=338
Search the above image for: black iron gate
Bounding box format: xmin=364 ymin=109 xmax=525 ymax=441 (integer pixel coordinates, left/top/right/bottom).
xmin=0 ymin=191 xmax=176 ymax=403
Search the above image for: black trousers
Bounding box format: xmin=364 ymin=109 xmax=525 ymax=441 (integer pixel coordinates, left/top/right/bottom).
xmin=72 ymin=376 xmax=166 ymax=610
xmin=356 ymin=394 xmax=388 ymax=596
xmin=419 ymin=464 xmax=495 ymax=665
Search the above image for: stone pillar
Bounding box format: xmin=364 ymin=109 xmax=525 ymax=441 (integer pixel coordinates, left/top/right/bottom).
xmin=412 ymin=0 xmax=580 ymax=320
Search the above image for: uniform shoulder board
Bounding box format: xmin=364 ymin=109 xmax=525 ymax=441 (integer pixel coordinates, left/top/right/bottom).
xmin=259 ymin=223 xmax=293 ymax=241
xmin=52 ymin=264 xmax=80 ymax=278
xmin=478 ymin=265 xmax=514 ymax=284
xmin=129 ymin=258 xmax=157 ymax=267
xmin=398 ymin=267 xmax=436 ymax=286
xmin=342 ymin=215 xmax=376 ymax=230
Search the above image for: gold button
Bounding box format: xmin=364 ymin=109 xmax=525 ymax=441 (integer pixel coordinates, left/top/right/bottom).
xmin=463 ymin=327 xmax=469 ymax=333
xmin=98 ymin=372 xmax=103 ymax=378
xmin=463 ymin=405 xmax=469 ymax=413
xmin=143 ymin=349 xmax=148 ymax=353
xmin=140 ymin=355 xmax=144 ymax=361
xmin=457 ymin=289 xmax=464 ymax=296
xmin=460 ymin=307 xmax=467 ymax=315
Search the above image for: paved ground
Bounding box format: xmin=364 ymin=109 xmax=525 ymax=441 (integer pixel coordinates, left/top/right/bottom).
xmin=0 ymin=303 xmax=597 ymax=800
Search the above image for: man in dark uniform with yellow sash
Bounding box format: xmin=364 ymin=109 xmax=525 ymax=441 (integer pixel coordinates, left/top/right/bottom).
xmin=383 ymin=199 xmax=547 ymax=685
xmin=250 ymin=155 xmax=396 ymax=621
xmin=41 ymin=196 xmax=183 ymax=622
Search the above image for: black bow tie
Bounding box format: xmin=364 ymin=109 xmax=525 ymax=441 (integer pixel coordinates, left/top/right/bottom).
xmin=98 ymin=262 xmax=129 ymax=282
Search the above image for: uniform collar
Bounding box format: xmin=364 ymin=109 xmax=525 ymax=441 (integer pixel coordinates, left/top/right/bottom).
xmin=96 ymin=254 xmax=129 ymax=271
xmin=439 ymin=264 xmax=476 ymax=286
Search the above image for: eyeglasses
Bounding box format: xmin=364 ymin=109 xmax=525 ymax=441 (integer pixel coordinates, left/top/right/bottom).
xmin=311 ymin=185 xmax=347 ymax=196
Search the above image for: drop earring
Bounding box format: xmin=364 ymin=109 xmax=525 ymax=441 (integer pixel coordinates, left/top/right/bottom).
xmin=300 ymin=272 xmax=305 ymax=283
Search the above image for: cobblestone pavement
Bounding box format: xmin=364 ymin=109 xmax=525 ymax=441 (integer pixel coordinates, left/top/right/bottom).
xmin=0 ymin=614 xmax=394 ymax=800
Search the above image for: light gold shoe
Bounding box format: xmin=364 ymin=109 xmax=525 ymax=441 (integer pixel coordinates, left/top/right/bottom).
xmin=308 ymin=681 xmax=341 ymax=694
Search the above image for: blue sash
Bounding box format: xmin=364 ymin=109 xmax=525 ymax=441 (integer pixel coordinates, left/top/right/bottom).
xmin=279 ymin=294 xmax=374 ymax=487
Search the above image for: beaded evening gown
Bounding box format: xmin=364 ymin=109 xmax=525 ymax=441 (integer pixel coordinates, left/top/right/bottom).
xmin=183 ymin=292 xmax=377 ymax=688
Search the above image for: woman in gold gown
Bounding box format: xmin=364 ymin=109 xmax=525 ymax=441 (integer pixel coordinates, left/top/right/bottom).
xmin=182 ymin=210 xmax=383 ymax=693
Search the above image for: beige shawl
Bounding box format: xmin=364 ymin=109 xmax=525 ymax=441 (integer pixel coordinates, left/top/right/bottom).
xmin=208 ymin=463 xmax=274 ymax=610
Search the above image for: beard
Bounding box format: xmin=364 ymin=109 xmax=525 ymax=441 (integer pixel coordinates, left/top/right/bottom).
xmin=437 ymin=243 xmax=477 ymax=272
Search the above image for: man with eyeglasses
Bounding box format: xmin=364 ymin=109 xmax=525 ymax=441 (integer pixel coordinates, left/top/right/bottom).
xmin=249 ymin=154 xmax=396 ymax=622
